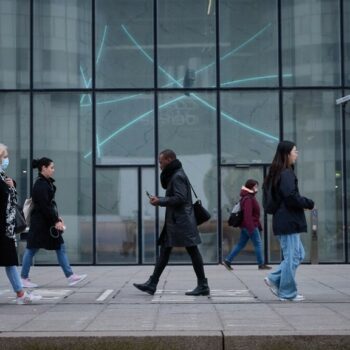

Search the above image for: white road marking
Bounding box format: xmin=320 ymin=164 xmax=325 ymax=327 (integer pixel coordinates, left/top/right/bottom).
xmin=96 ymin=289 xmax=114 ymax=302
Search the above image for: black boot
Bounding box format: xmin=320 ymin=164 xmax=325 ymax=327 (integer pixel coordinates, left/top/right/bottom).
xmin=133 ymin=276 xmax=158 ymax=295
xmin=185 ymin=278 xmax=210 ymax=296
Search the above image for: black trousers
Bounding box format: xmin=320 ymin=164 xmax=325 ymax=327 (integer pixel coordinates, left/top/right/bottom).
xmin=152 ymin=245 xmax=206 ymax=281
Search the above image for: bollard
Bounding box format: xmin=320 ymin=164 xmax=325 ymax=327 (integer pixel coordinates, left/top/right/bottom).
xmin=310 ymin=208 xmax=318 ymax=264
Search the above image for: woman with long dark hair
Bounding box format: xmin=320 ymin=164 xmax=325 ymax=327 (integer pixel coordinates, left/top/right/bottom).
xmin=21 ymin=157 xmax=87 ymax=288
xmin=263 ymin=141 xmax=314 ymax=301
xmin=0 ymin=143 xmax=41 ymax=304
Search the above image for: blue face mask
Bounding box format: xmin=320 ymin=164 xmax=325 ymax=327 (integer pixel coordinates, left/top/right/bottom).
xmin=1 ymin=158 xmax=9 ymax=170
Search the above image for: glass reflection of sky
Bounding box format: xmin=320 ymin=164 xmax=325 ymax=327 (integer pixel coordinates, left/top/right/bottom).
xmin=82 ymin=23 xmax=282 ymax=158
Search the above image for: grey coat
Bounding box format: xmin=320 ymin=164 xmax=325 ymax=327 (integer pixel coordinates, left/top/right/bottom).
xmin=158 ymin=168 xmax=201 ymax=247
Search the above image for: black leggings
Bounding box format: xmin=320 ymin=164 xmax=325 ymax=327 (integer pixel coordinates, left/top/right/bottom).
xmin=152 ymin=245 xmax=206 ymax=281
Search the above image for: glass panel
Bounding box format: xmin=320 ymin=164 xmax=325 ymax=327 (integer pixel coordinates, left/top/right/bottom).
xmin=96 ymin=93 xmax=154 ymax=165
xmin=0 ymin=0 xmax=29 ymax=89
xmin=33 ymin=0 xmax=92 ymax=89
xmin=95 ymin=0 xmax=154 ymax=88
xmin=142 ymin=168 xmax=156 ymax=263
xmin=158 ymin=0 xmax=216 ymax=88
xmin=0 ymin=93 xmax=30 ymax=203
xmin=284 ymin=90 xmax=343 ymax=262
xmin=221 ymin=166 xmax=268 ymax=264
xmin=158 ymin=92 xmax=217 ymax=263
xmin=33 ymin=93 xmax=93 ymax=264
xmin=346 ymin=90 xmax=350 ymax=262
xmin=345 ymin=0 xmax=350 ymax=85
xmin=220 ymin=0 xmax=278 ymax=87
xmin=282 ymin=0 xmax=341 ymax=86
xmin=221 ymin=91 xmax=279 ymax=164
xmin=96 ymin=168 xmax=138 ymax=264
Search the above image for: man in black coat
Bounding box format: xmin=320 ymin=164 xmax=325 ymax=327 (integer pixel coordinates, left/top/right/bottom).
xmin=133 ymin=149 xmax=210 ymax=296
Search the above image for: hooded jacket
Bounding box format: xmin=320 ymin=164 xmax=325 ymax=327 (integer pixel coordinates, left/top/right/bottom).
xmin=240 ymin=186 xmax=262 ymax=234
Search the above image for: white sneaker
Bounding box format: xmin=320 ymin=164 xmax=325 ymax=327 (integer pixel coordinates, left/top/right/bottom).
xmin=21 ymin=278 xmax=38 ymax=288
xmin=280 ymin=294 xmax=305 ymax=302
xmin=264 ymin=277 xmax=278 ymax=297
xmin=16 ymin=291 xmax=42 ymax=305
xmin=67 ymin=273 xmax=87 ymax=286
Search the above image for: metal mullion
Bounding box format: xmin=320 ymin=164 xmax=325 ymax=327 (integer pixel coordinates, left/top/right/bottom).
xmin=92 ymin=0 xmax=97 ymax=265
xmin=138 ymin=167 xmax=143 ymax=264
xmin=29 ymin=0 xmax=34 ymax=192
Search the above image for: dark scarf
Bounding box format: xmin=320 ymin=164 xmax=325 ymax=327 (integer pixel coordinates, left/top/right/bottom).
xmin=160 ymin=159 xmax=182 ymax=189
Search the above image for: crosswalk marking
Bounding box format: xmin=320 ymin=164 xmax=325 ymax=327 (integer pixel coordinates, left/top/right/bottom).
xmin=96 ymin=289 xmax=114 ymax=302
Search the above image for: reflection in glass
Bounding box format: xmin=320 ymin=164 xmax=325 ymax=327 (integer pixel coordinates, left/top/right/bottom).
xmin=142 ymin=168 xmax=156 ymax=263
xmin=345 ymin=0 xmax=350 ymax=85
xmin=96 ymin=169 xmax=138 ymax=264
xmin=158 ymin=92 xmax=217 ymax=263
xmin=33 ymin=93 xmax=93 ymax=264
xmin=33 ymin=0 xmax=92 ymax=88
xmin=346 ymin=90 xmax=350 ymax=261
xmin=221 ymin=91 xmax=279 ymax=164
xmin=284 ymin=90 xmax=343 ymax=262
xmin=220 ymin=0 xmax=278 ymax=87
xmin=0 ymin=0 xmax=29 ymax=89
xmin=95 ymin=93 xmax=154 ymax=165
xmin=282 ymin=0 xmax=341 ymax=86
xmin=0 ymin=93 xmax=30 ymax=207
xmin=96 ymin=0 xmax=153 ymax=88
xmin=158 ymin=0 xmax=216 ymax=88
xmin=221 ymin=167 xmax=269 ymax=264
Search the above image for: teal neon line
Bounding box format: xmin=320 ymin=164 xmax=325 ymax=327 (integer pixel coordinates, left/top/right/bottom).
xmin=84 ymin=95 xmax=186 ymax=158
xmin=122 ymin=26 xmax=278 ymax=142
xmin=79 ymin=66 xmax=92 ymax=105
xmin=96 ymin=25 xmax=108 ymax=65
xmin=97 ymin=94 xmax=143 ymax=106
xmin=96 ymin=134 xmax=101 ymax=158
xmin=221 ymin=73 xmax=292 ymax=86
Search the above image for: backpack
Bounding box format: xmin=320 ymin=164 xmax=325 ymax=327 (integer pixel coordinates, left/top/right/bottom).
xmin=227 ymin=197 xmax=248 ymax=227
xmin=262 ymin=182 xmax=281 ymax=214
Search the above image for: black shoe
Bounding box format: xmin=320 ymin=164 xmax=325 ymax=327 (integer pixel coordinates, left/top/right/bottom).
xmin=222 ymin=260 xmax=233 ymax=271
xmin=133 ymin=276 xmax=158 ymax=295
xmin=185 ymin=278 xmax=210 ymax=296
xmin=258 ymin=264 xmax=272 ymax=270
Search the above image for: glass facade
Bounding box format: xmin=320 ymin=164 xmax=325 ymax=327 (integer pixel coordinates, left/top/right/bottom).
xmin=0 ymin=0 xmax=349 ymax=264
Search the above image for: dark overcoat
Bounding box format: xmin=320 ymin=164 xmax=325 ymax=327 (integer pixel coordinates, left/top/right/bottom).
xmin=158 ymin=168 xmax=201 ymax=247
xmin=27 ymin=174 xmax=63 ymax=250
xmin=0 ymin=177 xmax=19 ymax=266
xmin=273 ymin=169 xmax=314 ymax=235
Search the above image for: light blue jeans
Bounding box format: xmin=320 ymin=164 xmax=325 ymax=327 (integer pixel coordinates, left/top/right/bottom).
xmin=225 ymin=227 xmax=264 ymax=266
xmin=21 ymin=244 xmax=73 ymax=279
xmin=268 ymin=233 xmax=305 ymax=299
xmin=5 ymin=266 xmax=23 ymax=293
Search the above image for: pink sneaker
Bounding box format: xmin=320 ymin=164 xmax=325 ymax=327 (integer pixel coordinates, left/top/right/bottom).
xmin=21 ymin=278 xmax=38 ymax=288
xmin=67 ymin=273 xmax=87 ymax=286
xmin=16 ymin=291 xmax=42 ymax=305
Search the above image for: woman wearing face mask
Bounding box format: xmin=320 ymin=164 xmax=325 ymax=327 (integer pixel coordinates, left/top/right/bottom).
xmin=223 ymin=179 xmax=271 ymax=271
xmin=21 ymin=157 xmax=87 ymax=288
xmin=0 ymin=143 xmax=41 ymax=304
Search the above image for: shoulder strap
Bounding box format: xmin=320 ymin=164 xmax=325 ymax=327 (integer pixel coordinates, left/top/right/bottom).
xmin=188 ymin=181 xmax=198 ymax=199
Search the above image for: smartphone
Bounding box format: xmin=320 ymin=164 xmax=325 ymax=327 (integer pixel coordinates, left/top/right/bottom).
xmin=145 ymin=191 xmax=152 ymax=198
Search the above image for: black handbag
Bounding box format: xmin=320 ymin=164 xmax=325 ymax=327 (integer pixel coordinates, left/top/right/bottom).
xmin=189 ymin=182 xmax=211 ymax=225
xmin=15 ymin=205 xmax=28 ymax=234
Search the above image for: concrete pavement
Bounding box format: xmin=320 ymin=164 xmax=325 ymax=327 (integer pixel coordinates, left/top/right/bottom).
xmin=0 ymin=264 xmax=350 ymax=349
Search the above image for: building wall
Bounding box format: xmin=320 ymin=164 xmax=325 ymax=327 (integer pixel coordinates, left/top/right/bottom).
xmin=0 ymin=0 xmax=349 ymax=264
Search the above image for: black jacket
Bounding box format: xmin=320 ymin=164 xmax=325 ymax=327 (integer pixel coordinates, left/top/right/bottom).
xmin=273 ymin=168 xmax=314 ymax=235
xmin=27 ymin=174 xmax=63 ymax=250
xmin=158 ymin=168 xmax=201 ymax=247
xmin=0 ymin=177 xmax=18 ymax=266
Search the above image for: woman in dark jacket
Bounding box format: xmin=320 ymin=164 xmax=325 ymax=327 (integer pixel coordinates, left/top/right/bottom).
xmin=20 ymin=157 xmax=87 ymax=287
xmin=223 ymin=179 xmax=271 ymax=271
xmin=0 ymin=143 xmax=41 ymax=304
xmin=263 ymin=141 xmax=314 ymax=301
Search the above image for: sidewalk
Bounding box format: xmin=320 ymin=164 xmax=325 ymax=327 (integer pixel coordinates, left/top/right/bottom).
xmin=0 ymin=264 xmax=350 ymax=349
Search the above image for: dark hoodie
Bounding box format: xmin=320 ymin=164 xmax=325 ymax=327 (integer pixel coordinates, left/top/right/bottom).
xmin=240 ymin=186 xmax=262 ymax=234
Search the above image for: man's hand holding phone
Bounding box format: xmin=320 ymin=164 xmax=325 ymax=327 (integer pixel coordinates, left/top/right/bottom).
xmin=146 ymin=191 xmax=160 ymax=206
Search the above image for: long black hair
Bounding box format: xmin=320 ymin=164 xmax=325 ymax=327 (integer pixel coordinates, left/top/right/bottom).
xmin=32 ymin=157 xmax=53 ymax=173
xmin=264 ymin=140 xmax=295 ymax=189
